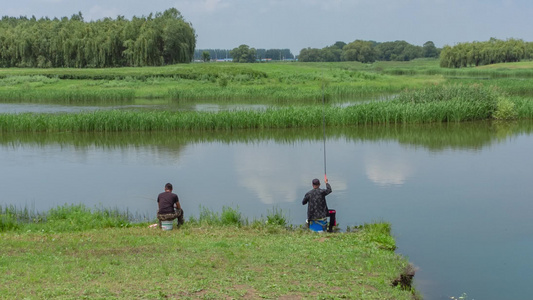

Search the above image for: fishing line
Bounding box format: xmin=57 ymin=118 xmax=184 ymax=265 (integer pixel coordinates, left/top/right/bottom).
xmin=322 ymin=75 xmax=327 ymax=180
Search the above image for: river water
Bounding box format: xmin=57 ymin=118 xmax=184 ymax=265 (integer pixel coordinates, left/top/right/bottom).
xmin=1 ymin=116 xmax=532 ymax=299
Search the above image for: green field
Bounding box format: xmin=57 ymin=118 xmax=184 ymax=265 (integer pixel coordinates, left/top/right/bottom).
xmin=0 ymin=60 xmax=443 ymax=101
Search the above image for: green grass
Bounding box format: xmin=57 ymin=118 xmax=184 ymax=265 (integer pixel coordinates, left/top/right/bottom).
xmin=2 ymin=83 xmax=529 ymax=132
xmin=2 ymin=60 xmax=532 ymax=103
xmin=0 ymin=204 xmax=134 ymax=233
xmin=0 ymin=205 xmax=417 ymax=299
xmin=379 ymin=59 xmax=533 ymax=78
xmin=0 ymin=62 xmax=441 ymax=102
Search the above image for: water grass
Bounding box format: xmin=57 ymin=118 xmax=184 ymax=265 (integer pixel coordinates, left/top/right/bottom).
xmin=1 ymin=84 xmax=528 ymax=132
xmin=0 ymin=88 xmax=135 ymax=103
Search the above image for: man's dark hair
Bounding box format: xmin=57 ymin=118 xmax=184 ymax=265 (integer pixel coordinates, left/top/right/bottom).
xmin=165 ymin=183 xmax=173 ymax=190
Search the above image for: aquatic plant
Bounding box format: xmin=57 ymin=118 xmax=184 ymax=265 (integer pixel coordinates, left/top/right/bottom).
xmin=0 ymin=88 xmax=135 ymax=102
xmin=1 ymin=89 xmax=530 ymax=133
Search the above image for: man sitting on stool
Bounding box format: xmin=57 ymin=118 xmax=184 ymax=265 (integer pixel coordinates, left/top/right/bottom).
xmin=157 ymin=183 xmax=184 ymax=229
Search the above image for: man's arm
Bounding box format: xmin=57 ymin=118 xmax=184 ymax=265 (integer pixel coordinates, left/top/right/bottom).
xmin=174 ymin=194 xmax=181 ymax=210
xmin=324 ymin=183 xmax=332 ymax=195
xmin=302 ymin=193 xmax=309 ymax=205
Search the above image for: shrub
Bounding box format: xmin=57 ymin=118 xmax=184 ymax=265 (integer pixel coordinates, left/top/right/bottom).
xmin=493 ymin=97 xmax=518 ymax=120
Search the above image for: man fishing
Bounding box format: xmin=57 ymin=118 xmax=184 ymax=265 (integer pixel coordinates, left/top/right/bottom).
xmin=157 ymin=183 xmax=184 ymax=229
xmin=302 ymin=177 xmax=332 ymax=232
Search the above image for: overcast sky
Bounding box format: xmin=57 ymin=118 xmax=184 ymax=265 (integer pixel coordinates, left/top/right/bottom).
xmin=5 ymin=0 xmax=533 ymax=55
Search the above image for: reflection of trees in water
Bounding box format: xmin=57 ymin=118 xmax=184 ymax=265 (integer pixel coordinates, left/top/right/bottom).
xmin=1 ymin=120 xmax=532 ymax=153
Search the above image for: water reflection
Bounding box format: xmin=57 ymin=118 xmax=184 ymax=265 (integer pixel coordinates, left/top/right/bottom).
xmin=0 ymin=94 xmax=391 ymax=114
xmin=365 ymin=150 xmax=414 ymax=186
xmin=2 ymin=121 xmax=531 ymax=151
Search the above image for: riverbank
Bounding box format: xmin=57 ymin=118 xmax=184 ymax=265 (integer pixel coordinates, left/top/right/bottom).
xmin=0 ymin=205 xmax=418 ymax=299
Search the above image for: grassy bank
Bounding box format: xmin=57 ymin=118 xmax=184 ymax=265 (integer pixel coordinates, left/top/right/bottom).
xmin=0 ymin=205 xmax=417 ymax=299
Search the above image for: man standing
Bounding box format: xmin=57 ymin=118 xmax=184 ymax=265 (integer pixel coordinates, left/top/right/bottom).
xmin=302 ymin=177 xmax=332 ymax=231
xmin=157 ymin=183 xmax=184 ymax=228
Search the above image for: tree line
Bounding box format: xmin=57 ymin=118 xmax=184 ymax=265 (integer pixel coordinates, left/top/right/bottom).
xmin=0 ymin=8 xmax=196 ymax=68
xmin=439 ymin=38 xmax=533 ymax=68
xmin=298 ymin=40 xmax=440 ymax=63
xmin=194 ymin=48 xmax=294 ymax=62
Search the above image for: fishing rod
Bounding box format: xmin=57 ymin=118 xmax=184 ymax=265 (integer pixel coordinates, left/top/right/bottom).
xmin=322 ymin=76 xmax=327 ymax=182
xmin=323 ymin=76 xmax=336 ymax=233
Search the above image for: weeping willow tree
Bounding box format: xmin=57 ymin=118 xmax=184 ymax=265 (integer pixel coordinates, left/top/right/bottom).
xmin=440 ymin=38 xmax=533 ymax=68
xmin=0 ymin=8 xmax=196 ymax=68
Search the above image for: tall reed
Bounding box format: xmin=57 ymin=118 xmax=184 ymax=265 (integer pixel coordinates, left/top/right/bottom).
xmin=0 ymin=89 xmax=135 ymax=103
xmin=0 ymin=84 xmax=528 ymax=132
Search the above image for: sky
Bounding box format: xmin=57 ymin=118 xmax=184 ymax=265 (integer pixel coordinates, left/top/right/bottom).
xmin=4 ymin=0 xmax=533 ymax=55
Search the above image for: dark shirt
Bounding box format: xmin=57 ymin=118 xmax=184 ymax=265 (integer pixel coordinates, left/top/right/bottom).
xmin=157 ymin=191 xmax=179 ymax=214
xmin=302 ymin=183 xmax=332 ymax=220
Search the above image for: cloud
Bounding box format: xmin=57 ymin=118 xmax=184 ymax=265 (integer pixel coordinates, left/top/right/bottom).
xmin=178 ymin=0 xmax=230 ymax=14
xmin=87 ymin=5 xmax=120 ymax=20
xmin=365 ymin=154 xmax=413 ymax=187
xmin=235 ymin=143 xmax=301 ymax=204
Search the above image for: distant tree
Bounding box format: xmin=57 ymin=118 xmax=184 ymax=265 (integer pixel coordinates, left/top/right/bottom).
xmin=281 ymin=49 xmax=294 ymax=60
xmin=0 ymin=8 xmax=196 ymax=67
xmin=320 ymin=46 xmax=342 ymax=62
xmin=202 ymin=51 xmax=210 ymax=62
xmin=256 ymin=49 xmax=266 ymax=60
xmin=230 ymin=44 xmax=257 ymax=63
xmin=332 ymin=41 xmax=346 ymax=49
xmin=342 ymin=40 xmax=377 ymax=63
xmin=440 ymin=38 xmax=531 ymax=68
xmin=70 ymin=11 xmax=84 ymax=22
xmin=422 ymin=41 xmax=439 ymax=58
xmin=265 ymin=49 xmax=281 ymax=60
xmin=298 ymin=47 xmax=322 ymax=62
xmin=375 ymin=40 xmax=422 ymax=61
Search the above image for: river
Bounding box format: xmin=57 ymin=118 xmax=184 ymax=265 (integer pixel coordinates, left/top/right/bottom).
xmin=1 ymin=120 xmax=532 ymax=299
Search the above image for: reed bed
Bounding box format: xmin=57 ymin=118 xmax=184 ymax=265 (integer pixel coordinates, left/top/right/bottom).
xmin=168 ymin=80 xmax=422 ymax=102
xmin=0 ymin=84 xmax=525 ymax=132
xmin=383 ymin=64 xmax=533 ymax=78
xmin=0 ymin=64 xmax=268 ymax=81
xmin=0 ymin=88 xmax=135 ymax=103
xmin=512 ymin=97 xmax=533 ymax=119
xmin=169 ymin=85 xmax=325 ymax=102
xmin=2 ymin=99 xmax=526 ymax=133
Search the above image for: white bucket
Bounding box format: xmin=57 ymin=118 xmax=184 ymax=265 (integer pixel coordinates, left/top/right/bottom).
xmin=161 ymin=220 xmax=173 ymax=231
